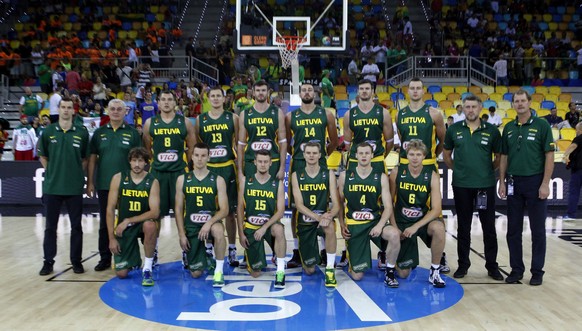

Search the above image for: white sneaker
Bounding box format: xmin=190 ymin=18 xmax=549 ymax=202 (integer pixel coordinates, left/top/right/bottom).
xmin=429 ymin=266 xmax=446 ymax=288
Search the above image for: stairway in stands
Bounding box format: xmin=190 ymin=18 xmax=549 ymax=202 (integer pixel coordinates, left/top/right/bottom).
xmin=178 ymin=0 xmax=228 ymax=56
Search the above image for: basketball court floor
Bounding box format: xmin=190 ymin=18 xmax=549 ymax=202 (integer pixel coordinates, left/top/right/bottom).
xmin=1 ymin=209 xmax=581 ymax=330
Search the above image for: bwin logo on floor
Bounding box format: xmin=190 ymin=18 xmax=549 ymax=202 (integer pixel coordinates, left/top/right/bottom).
xmin=100 ymin=261 xmax=464 ymax=331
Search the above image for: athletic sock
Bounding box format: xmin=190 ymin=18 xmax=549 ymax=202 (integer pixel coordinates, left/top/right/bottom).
xmin=386 ymin=263 xmax=395 ymax=269
xmin=431 ymin=263 xmax=440 ymax=270
xmin=143 ymin=257 xmax=153 ymax=272
xmin=293 ymin=239 xmax=299 ymax=250
xmin=277 ymin=258 xmax=286 ymax=272
xmin=216 ymin=259 xmax=225 ymax=273
xmin=326 ymin=253 xmax=336 ymax=269
xmin=228 ymin=244 xmax=236 ymax=249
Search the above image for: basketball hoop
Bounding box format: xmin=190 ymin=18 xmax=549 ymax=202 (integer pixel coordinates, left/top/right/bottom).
xmin=276 ymin=36 xmax=307 ymax=69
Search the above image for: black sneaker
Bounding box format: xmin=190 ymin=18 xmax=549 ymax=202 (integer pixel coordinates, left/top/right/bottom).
xmin=181 ymin=251 xmax=189 ymax=270
xmin=377 ymin=251 xmax=387 ymax=270
xmin=384 ymin=267 xmax=399 ymax=288
xmin=505 ymin=271 xmax=523 ymax=284
xmin=319 ymin=249 xmax=327 ymax=266
xmin=453 ymin=268 xmax=468 ymax=278
xmin=153 ymin=248 xmax=159 ymax=268
xmin=72 ymin=262 xmax=85 ymax=274
xmin=439 ymin=252 xmax=450 ymax=274
xmin=39 ymin=261 xmax=54 ymax=276
xmin=228 ymin=247 xmax=239 ymax=267
xmin=94 ymin=260 xmax=111 ymax=272
xmin=286 ymin=249 xmax=301 ymax=268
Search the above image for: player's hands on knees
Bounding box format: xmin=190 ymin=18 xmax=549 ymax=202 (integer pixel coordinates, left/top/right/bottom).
xmin=115 ymin=220 xmax=129 ymax=237
xmin=369 ymin=223 xmax=383 ymax=238
xmin=402 ymin=225 xmax=418 ymax=239
xmin=319 ymin=213 xmax=333 ymax=228
xmin=198 ymin=223 xmax=212 ymax=241
xmin=180 ymin=235 xmax=190 ymax=252
xmin=341 ymin=225 xmax=351 ymax=240
xmin=110 ymin=239 xmax=121 ymax=255
xmin=240 ymin=236 xmax=250 ymax=249
xmin=254 ymin=226 xmax=267 ymax=241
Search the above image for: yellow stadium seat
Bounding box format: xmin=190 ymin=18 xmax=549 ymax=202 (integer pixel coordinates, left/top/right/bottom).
xmin=508 ymin=86 xmax=520 ymax=94
xmin=495 ymin=109 xmax=506 ymax=119
xmin=422 ymin=93 xmax=433 ymax=101
xmin=439 ymin=100 xmax=453 ymax=109
xmin=150 ymin=5 xmax=159 ymax=13
xmin=495 ymin=86 xmax=508 ymax=94
xmin=558 ymin=94 xmax=571 ymax=103
xmin=542 ymin=14 xmax=553 ymax=22
xmin=545 ymin=94 xmax=558 ymax=103
xmin=481 ymin=86 xmax=495 ymax=95
xmin=548 ymin=86 xmax=561 ymax=95
xmin=335 ymin=93 xmax=348 ymax=101
xmin=501 ymin=117 xmax=513 ymax=127
xmin=561 ymin=128 xmax=576 ymax=140
xmin=468 ymin=86 xmax=481 ymax=94
xmin=396 ymin=100 xmax=408 ymax=109
xmin=128 ymin=30 xmax=138 ymax=39
xmin=556 ymin=101 xmax=569 ymax=110
xmin=334 ymin=85 xmax=347 ymax=94
xmin=537 ymin=109 xmax=550 ymax=117
xmin=442 ymin=86 xmax=455 ymax=94
xmin=446 ymin=92 xmax=461 ymax=102
xmin=489 ymin=93 xmax=502 ymax=102
xmin=433 ymin=92 xmax=447 ymax=102
xmin=531 ymin=93 xmax=544 ymax=103
xmin=445 ymin=108 xmax=457 ymax=117
xmin=10 ymin=40 xmax=20 ymax=49
xmin=455 ymin=86 xmax=468 ymax=94
xmin=497 ymin=100 xmax=511 ymax=111
xmin=327 ymin=151 xmax=342 ymax=170
xmin=506 ymin=108 xmax=517 ymax=118
xmin=535 ymin=86 xmax=548 ymax=94
xmin=556 ymin=139 xmax=572 ymax=151
xmin=557 ymin=109 xmax=566 ymax=119
xmin=530 ymin=101 xmax=540 ymax=110
xmin=476 ymin=93 xmax=488 ymax=102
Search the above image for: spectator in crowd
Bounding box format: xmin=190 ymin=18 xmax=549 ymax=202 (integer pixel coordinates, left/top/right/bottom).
xmin=452 ymin=104 xmax=465 ymax=123
xmin=361 ymin=58 xmax=380 ymax=91
xmin=13 ymin=114 xmax=37 ymax=161
xmin=488 ymin=106 xmax=502 ymax=127
xmin=493 ymin=54 xmax=508 ymax=86
xmin=543 ymin=107 xmax=564 ymax=128
xmin=566 ymin=102 xmax=580 ymax=128
xmin=19 ymin=87 xmax=43 ymax=123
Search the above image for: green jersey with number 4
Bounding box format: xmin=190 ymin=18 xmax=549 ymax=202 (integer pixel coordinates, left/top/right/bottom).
xmin=343 ymin=170 xmax=383 ymax=223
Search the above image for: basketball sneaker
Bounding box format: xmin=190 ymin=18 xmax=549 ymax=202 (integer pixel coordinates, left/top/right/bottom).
xmin=213 ymin=272 xmax=225 ymax=288
xmin=377 ymin=251 xmax=387 ymax=270
xmin=274 ymin=271 xmax=286 ymax=289
xmin=181 ymin=251 xmax=189 ymax=270
xmin=384 ymin=267 xmax=399 ymax=288
xmin=324 ymin=268 xmax=337 ymax=288
xmin=142 ymin=270 xmax=154 ymax=286
xmin=320 ymin=249 xmax=327 ymax=266
xmin=286 ymin=249 xmax=301 ymax=268
xmin=228 ymin=247 xmax=239 ymax=267
xmin=336 ymin=250 xmax=348 ymax=269
xmin=206 ymin=250 xmax=216 ymax=272
xmin=429 ymin=266 xmax=446 ymax=288
xmin=152 ymin=248 xmax=159 ymax=268
xmin=439 ymin=252 xmax=450 ymax=274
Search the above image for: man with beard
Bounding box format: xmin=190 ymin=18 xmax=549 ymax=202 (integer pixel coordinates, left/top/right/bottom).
xmin=285 ymin=82 xmax=338 ymax=268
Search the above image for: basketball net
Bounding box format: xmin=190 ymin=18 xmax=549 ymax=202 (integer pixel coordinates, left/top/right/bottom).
xmin=276 ymin=36 xmax=306 ymax=69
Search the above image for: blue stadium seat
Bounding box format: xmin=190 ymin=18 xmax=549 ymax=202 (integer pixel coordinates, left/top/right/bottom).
xmin=494 ymin=14 xmax=503 ymax=22
xmin=337 ymin=107 xmax=349 ymax=118
xmin=557 ymin=6 xmax=566 ymax=14
xmin=355 ymin=21 xmax=365 ymax=30
xmin=553 ymin=14 xmax=562 ymax=22
xmin=352 ymin=5 xmax=363 ymax=13
xmin=347 ymin=85 xmax=357 ymax=94
xmin=427 ymin=85 xmax=441 ymax=94
xmin=498 ymin=22 xmax=508 ymax=31
xmin=461 ymin=92 xmax=472 ymax=100
xmin=425 ymin=100 xmax=438 ymax=108
xmin=522 ymin=86 xmax=535 ymax=96
xmin=541 ymin=100 xmax=555 ymax=109
xmin=122 ymin=22 xmax=132 ymax=31
xmin=483 ymin=100 xmax=497 ymax=110
xmin=538 ymin=22 xmax=549 ymax=31
xmin=336 ymin=100 xmax=350 ymax=110
xmin=391 ymin=92 xmax=405 ymax=103
xmin=503 ymin=92 xmax=513 ymax=101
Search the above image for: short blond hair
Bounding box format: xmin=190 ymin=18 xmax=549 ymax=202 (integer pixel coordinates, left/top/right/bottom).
xmin=406 ymin=139 xmax=427 ymax=156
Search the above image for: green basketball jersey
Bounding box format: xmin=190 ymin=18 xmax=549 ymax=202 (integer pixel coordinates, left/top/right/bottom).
xmin=22 ymin=95 xmax=40 ymax=116
xmin=296 ymin=167 xmax=330 ymax=223
xmin=197 ymin=111 xmax=236 ymax=163
xmin=289 ymin=106 xmax=328 ymax=161
xmin=393 ymin=166 xmax=432 ymax=225
xmin=183 ymin=171 xmax=219 ymax=230
xmin=343 ymin=170 xmax=383 ymax=223
xmin=243 ymin=105 xmax=280 ymax=161
xmin=149 ymin=114 xmax=188 ymax=172
xmin=396 ymin=104 xmax=437 ymax=159
xmin=243 ymin=175 xmax=278 ymax=226
xmin=117 ymin=171 xmax=155 ymax=223
xmin=348 ymin=104 xmax=385 ymax=159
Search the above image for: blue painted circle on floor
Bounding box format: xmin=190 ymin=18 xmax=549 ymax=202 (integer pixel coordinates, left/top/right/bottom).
xmin=100 ymin=260 xmax=464 ymax=330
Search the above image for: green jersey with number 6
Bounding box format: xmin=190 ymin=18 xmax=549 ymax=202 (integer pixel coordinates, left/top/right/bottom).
xmin=296 ymin=167 xmax=330 ymax=225
xmin=197 ymin=111 xmax=236 ymax=163
xmin=183 ymin=171 xmax=219 ymax=230
xmin=149 ymin=114 xmax=188 ymax=172
xmin=343 ymin=170 xmax=383 ymax=224
xmin=243 ymin=175 xmax=278 ymax=227
xmin=393 ymin=166 xmax=432 ymax=225
xmin=243 ymin=105 xmax=280 ymax=162
xmin=117 ymin=171 xmax=155 ymax=224
xmin=396 ymin=104 xmax=437 ymax=160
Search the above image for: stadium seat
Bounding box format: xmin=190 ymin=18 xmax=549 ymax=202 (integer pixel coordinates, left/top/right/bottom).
xmin=506 ymin=109 xmax=517 ymax=118
xmin=483 ymin=100 xmax=497 ymax=110
xmin=446 ymin=93 xmax=460 ymax=102
xmin=468 ymin=86 xmax=481 ymax=94
xmin=461 ymin=92 xmax=472 ymax=100
xmin=531 ymin=93 xmax=544 ymax=103
xmin=444 ymin=108 xmax=457 ymax=117
xmin=476 ymin=93 xmax=489 ymax=102
xmin=455 ymin=86 xmax=468 ymax=94
xmin=556 ymin=139 xmax=572 ymax=151
xmin=556 ymin=101 xmax=570 ymax=110
xmin=425 ymin=100 xmax=438 ymax=108
xmin=561 ymin=128 xmax=576 ymax=140
xmin=495 ymin=86 xmax=508 ymax=94
xmin=548 ymin=86 xmax=562 ymax=95
xmin=545 ymin=94 xmax=559 ymax=103
xmin=537 ymin=109 xmax=550 ymax=117
xmin=433 ymin=92 xmax=447 ymax=102
xmin=530 ymin=101 xmax=541 ymax=110
xmin=481 ymin=86 xmax=495 ymax=95
xmin=427 ymin=85 xmax=441 ymax=94
xmin=489 ymin=93 xmax=502 ymax=102
xmin=442 ymin=86 xmax=455 ymax=94
xmin=336 ymin=100 xmax=350 ymax=109
xmin=497 ymin=100 xmax=511 ymax=111
xmin=439 ymin=100 xmax=453 ymax=109
xmin=327 ymin=151 xmax=343 ymax=170
xmin=501 ymin=117 xmax=513 ymax=127
xmin=503 ymin=92 xmax=513 ymax=101
xmin=391 ymin=92 xmax=405 ymax=103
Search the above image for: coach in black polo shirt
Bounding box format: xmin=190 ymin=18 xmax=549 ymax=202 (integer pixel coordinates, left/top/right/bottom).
xmin=498 ymin=89 xmax=555 ymax=286
xmin=444 ymin=95 xmax=504 ymax=281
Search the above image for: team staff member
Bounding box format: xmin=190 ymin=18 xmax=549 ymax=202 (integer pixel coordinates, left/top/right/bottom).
xmin=38 ymin=97 xmax=90 ymax=276
xmin=389 ymin=139 xmax=446 ymax=288
xmin=563 ymin=122 xmax=582 ymax=221
xmin=195 ymin=86 xmax=240 ymax=267
xmin=396 ymin=77 xmax=449 ymax=273
xmin=143 ymin=90 xmax=195 ymax=218
xmin=443 ymin=95 xmax=504 ymax=281
xmin=237 ymin=80 xmax=287 ymax=179
xmin=237 ymin=150 xmax=287 ymax=288
xmin=87 ymin=99 xmax=142 ymax=272
xmin=498 ymin=89 xmax=554 ymax=286
xmin=291 ymin=143 xmax=340 ymax=287
xmin=343 ymin=78 xmax=394 ymax=270
xmin=175 ymin=143 xmax=229 ymax=287
xmin=285 ymin=82 xmax=338 ymax=268
xmin=338 ymin=143 xmax=401 ymax=287
xmin=106 ymin=147 xmax=160 ymax=286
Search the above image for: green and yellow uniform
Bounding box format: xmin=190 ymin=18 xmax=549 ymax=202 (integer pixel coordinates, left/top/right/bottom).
xmin=198 ymin=111 xmax=238 ymax=212
xmin=347 ymin=104 xmax=387 ymax=173
xmin=393 ymin=165 xmax=435 ymax=270
xmin=242 ymin=106 xmax=281 ymax=177
xmin=242 ymin=174 xmax=280 ymax=271
xmin=182 ymin=171 xmax=221 ymax=271
xmin=90 ymin=123 xmax=142 ymax=190
xmin=38 ymin=124 xmax=90 ymax=195
xmin=397 ymin=104 xmax=438 ymax=169
xmin=295 ymin=167 xmax=332 ymax=267
xmin=22 ymin=94 xmax=41 ymax=117
xmin=289 ymin=106 xmax=329 ymax=172
xmin=148 ymin=114 xmax=188 ymax=216
xmin=321 ymin=77 xmax=334 ymax=108
xmin=444 ymin=120 xmax=501 ymax=188
xmin=501 ymin=116 xmax=554 ymax=176
xmin=343 ymin=169 xmax=386 ymax=273
xmin=113 ymin=171 xmax=156 ymax=270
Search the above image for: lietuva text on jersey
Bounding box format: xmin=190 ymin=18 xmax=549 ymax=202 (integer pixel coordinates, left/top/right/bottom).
xmin=122 ymin=189 xmax=149 ymax=197
xmin=202 ymin=123 xmax=229 ymax=132
xmin=153 ymin=128 xmax=182 ymax=135
xmin=246 ymin=189 xmax=275 ymax=198
xmin=185 ymin=186 xmax=214 ymax=194
xmin=352 ymin=118 xmax=380 ymax=126
xmin=400 ymin=117 xmax=427 ymax=124
xmin=348 ymin=184 xmax=377 ymax=192
xmin=248 ymin=117 xmax=274 ymax=125
xmin=399 ymin=182 xmax=428 ymax=192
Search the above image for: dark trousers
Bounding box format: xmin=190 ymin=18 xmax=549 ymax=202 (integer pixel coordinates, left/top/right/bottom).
xmin=506 ymin=174 xmax=547 ymax=276
xmin=98 ymin=190 xmax=112 ymax=261
xmin=567 ymin=169 xmax=582 ymax=218
xmin=43 ymin=194 xmax=84 ymax=263
xmin=453 ymin=185 xmax=499 ymax=271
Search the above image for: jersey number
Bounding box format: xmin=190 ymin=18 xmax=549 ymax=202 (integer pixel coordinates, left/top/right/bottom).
xmin=304 ymin=127 xmax=315 ymax=138
xmin=196 ymin=196 xmax=203 ymax=206
xmin=408 ymin=126 xmax=418 ymax=136
xmin=408 ymin=194 xmax=416 ymax=204
xmin=309 ymin=195 xmax=316 ymax=206
xmin=129 ymin=201 xmax=141 ymax=211
xmin=211 ymin=133 xmax=222 ymax=143
xmin=257 ymin=126 xmax=267 ymax=136
xmin=164 ymin=137 xmax=171 ymax=147
xmin=363 ymin=127 xmax=369 ymax=137
xmin=360 ymin=195 xmax=366 ymax=205
xmin=255 ymin=200 xmax=266 ymax=211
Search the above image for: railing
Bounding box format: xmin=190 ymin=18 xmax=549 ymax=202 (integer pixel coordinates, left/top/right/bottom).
xmin=469 ymin=57 xmax=497 ymax=87
xmin=0 ymin=74 xmax=8 ymax=107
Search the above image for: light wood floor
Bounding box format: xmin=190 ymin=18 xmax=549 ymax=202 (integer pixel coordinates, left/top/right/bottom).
xmin=1 ymin=211 xmax=582 ymax=330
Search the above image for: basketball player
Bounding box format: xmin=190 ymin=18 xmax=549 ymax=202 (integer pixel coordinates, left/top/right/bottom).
xmin=285 ymin=82 xmax=338 ymax=268
xmin=106 ymin=147 xmax=160 ymax=286
xmin=291 ymin=142 xmax=340 ymax=287
xmin=237 ymin=150 xmax=287 ymax=288
xmin=237 ymin=80 xmax=287 ymax=179
xmin=342 ymin=78 xmax=394 ymax=269
xmin=389 ymin=139 xmax=446 ymax=288
xmin=195 ymin=86 xmax=240 ymax=267
xmin=337 ymin=143 xmax=401 ymax=286
xmin=175 ymin=143 xmax=229 ymax=287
